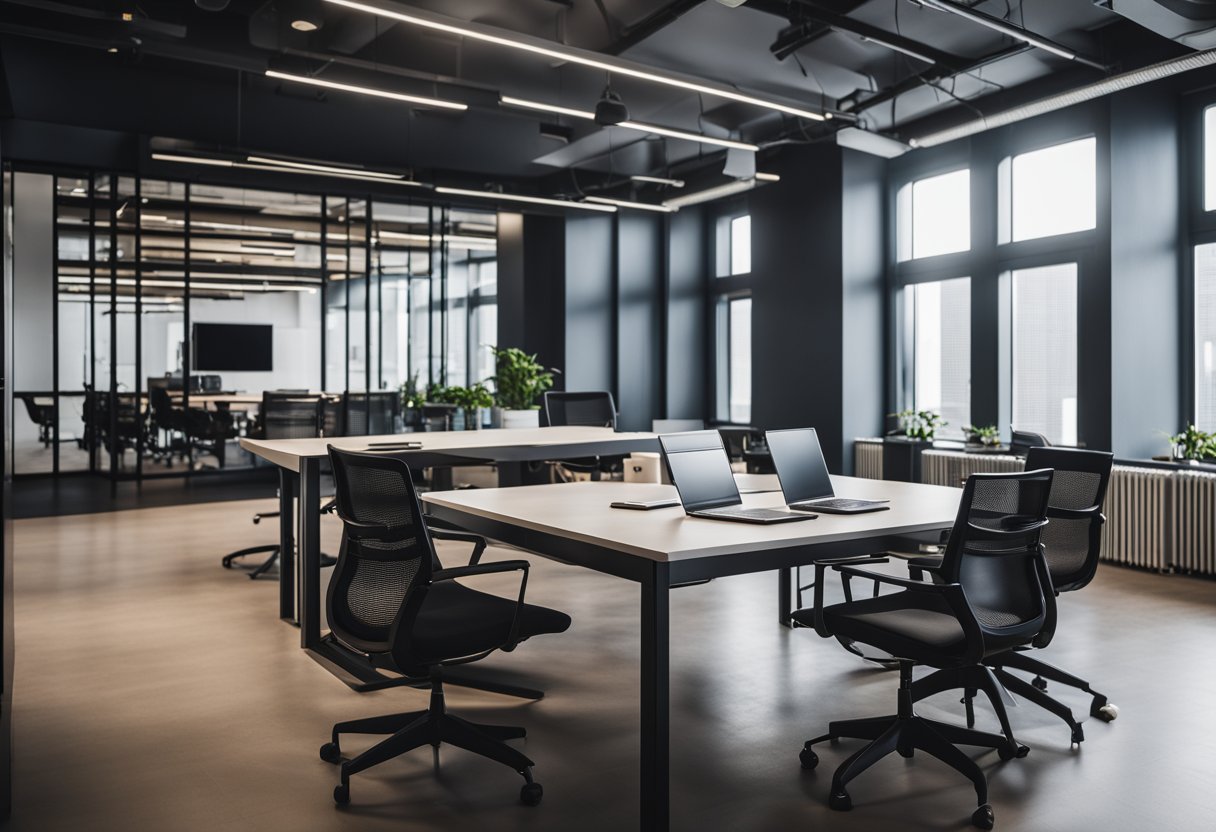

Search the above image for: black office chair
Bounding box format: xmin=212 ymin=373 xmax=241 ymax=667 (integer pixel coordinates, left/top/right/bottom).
xmin=318 ymin=447 xmax=571 ymax=807
xmin=1010 ymin=428 xmax=1051 ymax=456
xmin=343 ymin=391 xmax=398 ymax=436
xmin=18 ymin=394 xmax=56 ymax=447
xmin=543 ymin=390 xmax=620 ymax=480
xmin=910 ymin=447 xmax=1117 ymax=743
xmin=222 ymin=393 xmax=330 ymax=577
xmin=796 ymin=469 xmax=1056 ymax=829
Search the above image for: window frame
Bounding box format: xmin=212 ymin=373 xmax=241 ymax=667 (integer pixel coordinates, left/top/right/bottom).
xmin=709 ymin=201 xmax=752 ymax=425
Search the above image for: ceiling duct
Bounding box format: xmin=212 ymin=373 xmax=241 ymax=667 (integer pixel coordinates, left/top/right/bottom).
xmin=1095 ymin=0 xmax=1216 ymax=49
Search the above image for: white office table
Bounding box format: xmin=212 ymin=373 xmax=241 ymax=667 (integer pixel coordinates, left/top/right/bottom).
xmin=239 ymin=426 xmax=661 ymax=661
xmin=421 ymin=477 xmax=961 ymax=832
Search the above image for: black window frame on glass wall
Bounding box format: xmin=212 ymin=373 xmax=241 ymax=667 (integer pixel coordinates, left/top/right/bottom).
xmin=1185 ymin=94 xmax=1216 ymax=432
xmin=887 ymin=103 xmax=1111 ymax=450
xmin=709 ymin=201 xmax=753 ymax=426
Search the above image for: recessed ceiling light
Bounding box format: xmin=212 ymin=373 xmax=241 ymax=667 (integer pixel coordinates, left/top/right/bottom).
xmin=291 ymin=20 xmax=319 ymax=32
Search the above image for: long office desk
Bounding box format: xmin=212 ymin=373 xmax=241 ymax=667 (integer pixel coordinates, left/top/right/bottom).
xmin=421 ymin=477 xmax=961 ymax=832
xmin=239 ymin=427 xmax=660 ymax=680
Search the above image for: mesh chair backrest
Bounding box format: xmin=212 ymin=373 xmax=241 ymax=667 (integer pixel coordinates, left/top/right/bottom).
xmin=345 ymin=392 xmax=398 ymax=436
xmin=326 ymin=448 xmax=435 ymax=655
xmin=261 ymin=393 xmax=322 ymax=440
xmin=545 ymin=391 xmax=617 ymax=428
xmin=1025 ymin=447 xmax=1113 ymax=591
xmin=939 ymin=470 xmax=1054 ymax=633
xmin=322 ymin=395 xmax=345 ymax=437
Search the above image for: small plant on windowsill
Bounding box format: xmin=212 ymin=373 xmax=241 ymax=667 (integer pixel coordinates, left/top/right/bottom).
xmin=963 ymin=424 xmax=1001 ymax=447
xmin=1168 ymin=423 xmax=1216 ymax=462
xmin=894 ymin=409 xmax=946 ymax=443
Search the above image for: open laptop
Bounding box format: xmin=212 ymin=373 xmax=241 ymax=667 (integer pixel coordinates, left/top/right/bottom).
xmin=766 ymin=428 xmax=890 ymax=514
xmin=659 ymin=431 xmax=813 ymax=524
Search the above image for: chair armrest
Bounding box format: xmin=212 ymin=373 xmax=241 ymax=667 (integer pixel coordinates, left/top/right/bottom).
xmin=427 ymin=527 xmax=489 ymax=565
xmin=833 ymin=564 xmax=950 ymax=592
xmin=1047 ymin=506 xmax=1100 ymax=521
xmin=432 ymin=560 xmax=531 ymax=650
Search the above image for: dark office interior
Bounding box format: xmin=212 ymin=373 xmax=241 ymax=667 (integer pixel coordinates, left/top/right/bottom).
xmin=1 ymin=1 xmax=1215 ymax=830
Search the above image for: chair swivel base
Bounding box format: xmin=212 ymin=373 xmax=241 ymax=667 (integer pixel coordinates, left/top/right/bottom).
xmin=989 ymin=650 xmax=1118 ymax=743
xmin=321 ymin=676 xmax=542 ymax=807
xmin=221 ymin=546 xmax=338 ymax=579
xmin=801 ymin=663 xmax=1022 ymax=830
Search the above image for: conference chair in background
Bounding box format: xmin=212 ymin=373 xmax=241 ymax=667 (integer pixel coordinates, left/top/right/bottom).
xmin=319 ymin=448 xmax=571 ymax=807
xmin=543 ymin=390 xmax=621 ymax=481
xmin=796 ymin=470 xmax=1056 ymax=830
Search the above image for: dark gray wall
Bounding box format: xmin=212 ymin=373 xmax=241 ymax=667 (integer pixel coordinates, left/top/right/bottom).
xmin=1109 ymin=87 xmax=1182 ymax=458
xmin=665 ymin=207 xmax=706 ymax=419
xmin=565 ymin=215 xmax=615 ymax=393
xmin=616 ymin=213 xmax=663 ymax=431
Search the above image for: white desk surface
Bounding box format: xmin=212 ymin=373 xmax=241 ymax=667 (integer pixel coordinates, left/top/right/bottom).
xmin=241 ymin=426 xmax=657 ymax=472
xmin=422 ymin=476 xmax=961 ymax=564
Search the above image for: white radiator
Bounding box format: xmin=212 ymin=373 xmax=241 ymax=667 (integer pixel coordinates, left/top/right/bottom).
xmin=1172 ymin=471 xmax=1216 ymax=576
xmin=853 ymin=439 xmax=884 ymax=480
xmin=919 ymin=450 xmax=1024 ymax=488
xmin=1101 ymin=465 xmax=1173 ymax=572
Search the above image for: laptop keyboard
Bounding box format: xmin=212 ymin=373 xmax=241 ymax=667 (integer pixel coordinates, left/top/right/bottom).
xmin=792 ymin=498 xmax=874 ymax=511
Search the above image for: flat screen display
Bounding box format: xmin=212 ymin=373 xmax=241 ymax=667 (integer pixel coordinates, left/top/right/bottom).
xmin=191 ymin=323 xmax=273 ymax=372
xmin=659 ymin=431 xmax=741 ymax=512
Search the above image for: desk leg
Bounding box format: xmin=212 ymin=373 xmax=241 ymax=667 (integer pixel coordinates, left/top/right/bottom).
xmin=298 ymin=457 xmax=322 ymax=650
xmin=640 ymin=562 xmax=670 ymax=832
xmin=778 ymin=567 xmax=792 ymax=627
xmin=278 ymin=467 xmax=298 ymax=623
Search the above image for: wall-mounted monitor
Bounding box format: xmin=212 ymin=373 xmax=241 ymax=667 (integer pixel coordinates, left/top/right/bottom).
xmin=191 ymin=323 xmax=273 ymax=372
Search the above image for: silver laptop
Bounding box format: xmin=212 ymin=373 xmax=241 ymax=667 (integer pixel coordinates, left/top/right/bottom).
xmin=659 ymin=431 xmax=813 ymax=525
xmin=766 ymin=428 xmax=890 ymax=514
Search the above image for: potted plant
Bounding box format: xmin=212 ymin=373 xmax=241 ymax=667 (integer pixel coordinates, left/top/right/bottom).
xmin=1169 ymin=423 xmax=1216 ymax=462
xmin=490 ymin=347 xmax=555 ymax=429
xmin=422 ymin=382 xmax=459 ymax=431
xmin=895 ymin=409 xmax=946 ymax=443
xmin=446 ymin=383 xmax=494 ymax=431
xmin=398 ymin=372 xmax=423 ymax=431
xmin=963 ymin=424 xmax=1001 ymax=447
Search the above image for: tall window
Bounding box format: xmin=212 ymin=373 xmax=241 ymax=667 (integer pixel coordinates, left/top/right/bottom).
xmin=1011 ymin=263 xmax=1078 ymax=445
xmin=1002 ymin=137 xmax=1096 ymax=243
xmin=714 ymin=211 xmax=751 ymax=423
xmin=897 ymin=168 xmax=970 ymax=261
xmin=1205 ymin=105 xmax=1216 ymax=212
xmin=906 ymin=278 xmax=970 ymax=437
xmin=716 ymin=213 xmax=752 ymax=277
xmin=1196 ymin=243 xmax=1216 ymax=431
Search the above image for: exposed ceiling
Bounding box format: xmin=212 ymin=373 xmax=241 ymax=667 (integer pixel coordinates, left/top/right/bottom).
xmin=0 ymin=1 xmax=1208 ymax=203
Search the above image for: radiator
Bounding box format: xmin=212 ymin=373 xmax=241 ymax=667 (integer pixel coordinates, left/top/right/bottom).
xmin=919 ymin=450 xmax=1024 ymax=488
xmin=1172 ymin=471 xmax=1216 ymax=576
xmin=853 ymin=439 xmax=884 ymax=480
xmin=1101 ymin=466 xmax=1173 ymax=572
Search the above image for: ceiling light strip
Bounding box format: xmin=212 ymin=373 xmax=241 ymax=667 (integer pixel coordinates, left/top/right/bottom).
xmin=326 ymin=0 xmax=824 ymax=120
xmin=265 ymin=69 xmax=467 ymax=111
xmin=630 ymin=175 xmax=685 ymax=188
xmin=501 ymin=96 xmax=757 ymax=151
xmin=584 ymin=196 xmax=674 ymax=213
xmin=245 ymin=155 xmax=404 ymax=180
xmin=911 ymin=48 xmax=1216 ymax=149
xmin=151 ymin=152 xmax=426 ymax=188
xmin=662 ymin=178 xmax=758 ymax=210
xmin=434 ymin=186 xmax=617 ymax=212
xmin=916 ymin=0 xmax=1099 ymax=68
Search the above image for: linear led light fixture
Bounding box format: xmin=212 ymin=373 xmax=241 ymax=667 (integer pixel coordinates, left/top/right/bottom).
xmin=434 ymin=186 xmax=618 ymax=213
xmin=326 ymin=0 xmax=824 ymax=120
xmin=755 ymin=172 xmax=781 ymax=182
xmin=58 ymin=276 xmax=317 ymax=293
xmin=911 ymin=47 xmax=1216 ymax=149
xmin=856 ymin=33 xmax=934 ymax=65
xmin=914 ymin=0 xmax=1102 ymax=69
xmin=376 ymin=230 xmax=496 ymax=248
xmin=631 ymin=175 xmax=685 ymax=188
xmin=238 ymin=245 xmax=297 ymax=256
xmin=150 ymin=152 xmax=426 ymax=188
xmin=501 ymin=96 xmax=759 ymax=151
xmin=662 ymin=177 xmax=758 ymax=210
xmin=584 ymin=196 xmax=674 ymax=213
xmin=264 ymin=69 xmax=467 ymax=111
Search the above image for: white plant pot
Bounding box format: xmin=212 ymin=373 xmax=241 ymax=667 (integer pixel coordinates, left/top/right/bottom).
xmin=501 ymin=409 xmax=540 ymax=429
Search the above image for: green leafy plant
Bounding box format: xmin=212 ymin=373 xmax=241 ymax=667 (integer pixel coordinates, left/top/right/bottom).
xmin=963 ymin=424 xmax=1000 ymax=446
xmin=444 ymin=383 xmax=494 ymax=411
xmin=490 ymin=347 xmax=555 ymax=411
xmin=398 ymin=372 xmax=422 ymax=410
xmin=1169 ymin=423 xmax=1216 ymax=461
xmin=895 ymin=409 xmax=946 ymax=442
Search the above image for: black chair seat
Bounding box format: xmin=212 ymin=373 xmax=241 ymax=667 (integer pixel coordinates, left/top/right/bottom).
xmin=413 ymin=581 xmax=571 ymax=664
xmin=796 ymin=591 xmax=1037 ymax=667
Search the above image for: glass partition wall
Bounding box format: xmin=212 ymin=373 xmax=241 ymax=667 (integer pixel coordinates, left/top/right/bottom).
xmin=8 ymin=166 xmax=497 ymax=481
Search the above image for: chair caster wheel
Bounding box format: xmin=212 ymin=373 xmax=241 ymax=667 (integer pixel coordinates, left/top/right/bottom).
xmin=333 ymin=783 xmax=350 ymax=806
xmin=1093 ymin=703 xmax=1118 ymax=722
xmin=1071 ymin=726 xmax=1085 ymax=745
xmin=799 ymin=748 xmax=819 ymax=769
xmin=520 ymin=782 xmax=543 ymax=806
xmin=972 ymin=804 xmax=994 ymax=829
xmin=828 ymin=790 xmax=852 ymax=811
xmin=1031 ymin=676 xmax=1048 ymax=691
xmin=998 ymin=742 xmax=1029 ymax=761
xmin=319 ymin=742 xmax=341 ymax=764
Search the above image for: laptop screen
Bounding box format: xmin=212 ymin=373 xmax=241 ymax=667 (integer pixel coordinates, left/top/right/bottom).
xmin=659 ymin=431 xmax=742 ymax=512
xmin=767 ymin=428 xmax=835 ymax=503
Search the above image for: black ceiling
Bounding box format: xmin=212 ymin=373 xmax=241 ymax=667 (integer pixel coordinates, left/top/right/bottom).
xmin=0 ymin=1 xmax=1206 ymax=197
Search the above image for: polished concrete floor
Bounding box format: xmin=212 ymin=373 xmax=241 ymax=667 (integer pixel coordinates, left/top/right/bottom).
xmin=8 ymin=496 xmax=1216 ymax=831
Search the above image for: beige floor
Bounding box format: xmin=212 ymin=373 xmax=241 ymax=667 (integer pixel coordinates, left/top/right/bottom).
xmin=6 ymin=497 xmax=1216 ymax=831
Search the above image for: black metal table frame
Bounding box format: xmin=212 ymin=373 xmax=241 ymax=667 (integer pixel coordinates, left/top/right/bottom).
xmin=421 ymin=500 xmax=952 ymax=832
